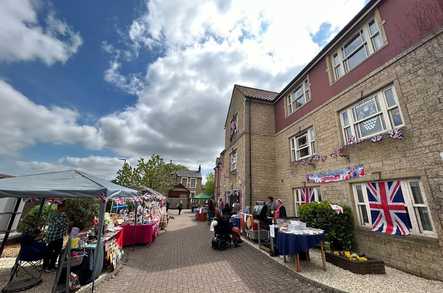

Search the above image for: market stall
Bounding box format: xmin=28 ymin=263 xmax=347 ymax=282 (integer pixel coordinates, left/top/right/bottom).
xmin=0 ymin=170 xmax=138 ymax=293
xmin=192 ymin=193 xmax=211 ymax=221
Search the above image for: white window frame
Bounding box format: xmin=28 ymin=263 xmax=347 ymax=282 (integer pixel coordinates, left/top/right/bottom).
xmin=230 ymin=150 xmax=237 ymax=172
xmin=331 ymin=17 xmax=384 ymax=81
xmin=181 ymin=177 xmax=188 ymax=187
xmin=190 ymin=178 xmax=196 ymax=188
xmin=339 ymin=85 xmax=404 ymax=144
xmin=293 ymin=187 xmax=322 ymax=217
xmin=287 ymin=77 xmax=311 ymax=115
xmin=289 ymin=127 xmax=316 ymax=161
xmin=352 ymin=180 xmax=436 ymax=237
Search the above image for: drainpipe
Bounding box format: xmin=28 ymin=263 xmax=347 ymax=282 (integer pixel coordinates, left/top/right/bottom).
xmin=248 ymin=98 xmax=253 ymax=209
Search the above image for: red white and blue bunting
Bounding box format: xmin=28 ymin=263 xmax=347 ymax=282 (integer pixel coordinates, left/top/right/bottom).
xmin=306 ymin=164 xmax=365 ymax=183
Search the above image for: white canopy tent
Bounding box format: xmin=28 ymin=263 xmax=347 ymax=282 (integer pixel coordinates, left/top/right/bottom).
xmin=0 ymin=170 xmax=138 ymax=291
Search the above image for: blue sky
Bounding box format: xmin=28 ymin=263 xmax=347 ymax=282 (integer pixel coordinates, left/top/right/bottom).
xmin=0 ymin=0 xmax=365 ymax=179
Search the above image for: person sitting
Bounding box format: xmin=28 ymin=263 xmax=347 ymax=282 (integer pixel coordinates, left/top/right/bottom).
xmin=214 ymin=209 xmax=241 ymax=246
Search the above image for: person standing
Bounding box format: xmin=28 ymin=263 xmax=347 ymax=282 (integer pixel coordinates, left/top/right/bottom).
xmin=43 ymin=202 xmax=68 ymax=272
xmin=166 ymin=201 xmax=170 ymax=212
xmin=274 ymin=199 xmax=287 ymax=219
xmin=177 ymin=200 xmax=183 ymax=215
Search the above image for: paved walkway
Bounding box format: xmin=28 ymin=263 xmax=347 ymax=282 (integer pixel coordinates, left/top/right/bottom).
xmin=97 ymin=210 xmax=329 ymax=293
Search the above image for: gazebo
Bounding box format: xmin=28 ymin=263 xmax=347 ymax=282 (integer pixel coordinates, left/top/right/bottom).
xmin=192 ymin=193 xmax=212 ymax=201
xmin=0 ymin=170 xmax=138 ymax=292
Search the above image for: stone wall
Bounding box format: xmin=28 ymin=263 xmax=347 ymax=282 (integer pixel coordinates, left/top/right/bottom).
xmin=273 ymin=31 xmax=443 ymax=280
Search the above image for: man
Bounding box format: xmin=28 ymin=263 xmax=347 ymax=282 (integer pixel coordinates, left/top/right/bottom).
xmin=177 ymin=200 xmax=183 ymax=215
xmin=266 ymin=196 xmax=275 ymax=218
xmin=43 ymin=202 xmax=68 ymax=272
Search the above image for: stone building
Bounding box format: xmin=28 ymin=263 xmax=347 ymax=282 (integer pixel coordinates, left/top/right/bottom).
xmin=174 ymin=167 xmax=203 ymax=197
xmin=214 ymin=0 xmax=443 ymax=280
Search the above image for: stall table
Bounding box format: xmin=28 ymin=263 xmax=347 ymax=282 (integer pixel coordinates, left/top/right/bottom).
xmin=120 ymin=223 xmax=156 ymax=247
xmin=276 ymin=230 xmax=326 ymax=272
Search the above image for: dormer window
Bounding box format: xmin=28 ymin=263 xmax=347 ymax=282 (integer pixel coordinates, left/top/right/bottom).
xmin=287 ymin=77 xmax=311 ymax=115
xmin=330 ymin=16 xmax=385 ymax=82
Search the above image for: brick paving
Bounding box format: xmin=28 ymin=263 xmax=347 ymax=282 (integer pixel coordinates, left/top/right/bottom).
xmin=97 ymin=210 xmax=329 ymax=293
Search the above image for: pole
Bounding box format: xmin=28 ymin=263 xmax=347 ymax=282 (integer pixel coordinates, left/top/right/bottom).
xmin=0 ymin=198 xmax=21 ymax=257
xmin=92 ymin=200 xmax=106 ymax=292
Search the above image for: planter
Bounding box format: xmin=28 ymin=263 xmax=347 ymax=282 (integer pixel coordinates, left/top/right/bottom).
xmin=325 ymin=252 xmax=385 ymax=274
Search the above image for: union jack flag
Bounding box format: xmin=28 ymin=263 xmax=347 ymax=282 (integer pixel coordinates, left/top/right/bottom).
xmin=366 ymin=180 xmax=412 ymax=235
xmin=301 ymin=187 xmax=315 ymax=203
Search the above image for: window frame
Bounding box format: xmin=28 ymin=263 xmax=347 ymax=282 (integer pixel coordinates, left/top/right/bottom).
xmin=289 ymin=127 xmax=316 ymax=161
xmin=287 ymin=77 xmax=311 ymax=115
xmin=352 ymin=180 xmax=436 ymax=237
xmin=293 ymin=187 xmax=322 ymax=217
xmin=339 ymin=85 xmax=404 ymax=144
xmin=181 ymin=177 xmax=188 ymax=187
xmin=330 ymin=17 xmax=384 ymax=82
xmin=190 ymin=178 xmax=196 ymax=188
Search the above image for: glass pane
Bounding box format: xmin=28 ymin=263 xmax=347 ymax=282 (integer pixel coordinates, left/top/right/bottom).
xmin=344 ymin=127 xmax=353 ymax=141
xmin=389 ymin=108 xmax=403 ymax=127
xmin=371 ymin=34 xmax=383 ymax=51
xmin=347 ymin=46 xmax=368 ymax=71
xmin=353 ymin=97 xmax=379 ymax=121
xmin=333 ymin=53 xmax=340 ymax=66
xmin=356 ymin=185 xmax=364 ymax=203
xmin=294 ymin=86 xmax=304 ymax=99
xmin=335 ymin=65 xmax=343 ymax=78
xmin=358 ymin=115 xmax=385 ymax=138
xmin=341 ymin=111 xmax=349 ymax=126
xmin=343 ymin=33 xmax=364 ymax=57
xmin=368 ymin=20 xmax=379 ymax=36
xmin=297 ymin=134 xmax=307 ymax=147
xmin=298 ymin=146 xmax=310 ymax=158
xmin=410 ymin=181 xmax=424 ymax=204
xmin=416 ymin=207 xmax=433 ymax=231
xmin=384 ymin=88 xmax=397 ymax=107
xmin=294 ymin=96 xmax=305 ymax=108
xmin=359 ymin=205 xmax=369 ymax=224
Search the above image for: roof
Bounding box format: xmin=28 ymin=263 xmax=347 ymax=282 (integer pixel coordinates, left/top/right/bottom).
xmin=234 ymin=84 xmax=279 ymax=102
xmin=0 ymin=173 xmax=13 ymax=179
xmin=274 ymin=0 xmax=380 ymax=102
xmin=0 ymin=170 xmax=138 ymax=199
xmin=176 ymin=169 xmax=201 ymax=178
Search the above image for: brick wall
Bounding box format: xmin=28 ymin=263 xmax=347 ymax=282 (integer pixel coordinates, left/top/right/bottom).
xmin=273 ymin=31 xmax=443 ymax=280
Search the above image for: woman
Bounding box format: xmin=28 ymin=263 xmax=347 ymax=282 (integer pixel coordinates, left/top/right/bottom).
xmin=274 ymin=199 xmax=287 ymax=219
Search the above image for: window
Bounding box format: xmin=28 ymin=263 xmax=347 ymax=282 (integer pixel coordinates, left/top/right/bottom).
xmin=181 ymin=177 xmax=188 ymax=187
xmin=287 ymin=77 xmax=311 ymax=115
xmin=289 ymin=127 xmax=316 ymax=161
xmin=230 ymin=150 xmax=237 ymax=171
xmin=340 ymin=85 xmax=403 ymax=144
xmin=331 ymin=17 xmax=384 ymax=81
xmin=293 ymin=187 xmax=321 ymax=216
xmin=190 ymin=178 xmax=196 ymax=188
xmin=352 ymin=179 xmax=435 ymax=236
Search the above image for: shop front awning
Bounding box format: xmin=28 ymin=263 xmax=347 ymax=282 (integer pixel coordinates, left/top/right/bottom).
xmin=192 ymin=193 xmax=212 ymax=200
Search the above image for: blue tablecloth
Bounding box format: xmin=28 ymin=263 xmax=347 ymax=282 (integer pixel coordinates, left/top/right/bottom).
xmin=276 ymin=230 xmax=324 ymax=256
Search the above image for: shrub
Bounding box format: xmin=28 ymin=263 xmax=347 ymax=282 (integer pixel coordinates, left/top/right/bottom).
xmin=18 ymin=199 xmax=99 ymax=234
xmin=299 ymin=201 xmax=354 ymax=250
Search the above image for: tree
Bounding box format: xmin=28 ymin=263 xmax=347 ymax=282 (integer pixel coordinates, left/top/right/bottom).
xmin=204 ymin=172 xmax=215 ymax=195
xmin=114 ymin=154 xmax=188 ymax=194
xmin=114 ymin=161 xmax=135 ymax=187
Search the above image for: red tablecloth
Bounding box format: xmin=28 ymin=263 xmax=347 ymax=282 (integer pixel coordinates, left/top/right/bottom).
xmin=120 ymin=223 xmax=155 ymax=247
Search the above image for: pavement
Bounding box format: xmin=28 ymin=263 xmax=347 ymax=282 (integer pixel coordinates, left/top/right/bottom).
xmin=97 ymin=210 xmax=329 ymax=293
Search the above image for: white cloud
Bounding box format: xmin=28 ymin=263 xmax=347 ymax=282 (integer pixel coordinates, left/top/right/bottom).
xmin=0 ymin=0 xmax=82 ymax=64
xmin=0 ymin=80 xmax=104 ymax=156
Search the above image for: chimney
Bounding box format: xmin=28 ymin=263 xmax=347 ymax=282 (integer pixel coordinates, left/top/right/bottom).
xmin=198 ymin=164 xmax=201 ymax=173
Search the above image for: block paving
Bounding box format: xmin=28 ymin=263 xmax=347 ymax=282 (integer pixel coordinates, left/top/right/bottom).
xmin=97 ymin=210 xmax=330 ymax=293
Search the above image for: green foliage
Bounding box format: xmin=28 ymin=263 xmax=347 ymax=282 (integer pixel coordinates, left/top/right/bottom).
xmin=17 ymin=204 xmax=55 ymax=234
xmin=114 ymin=154 xmax=188 ymax=194
xmin=299 ymin=201 xmax=354 ymax=250
xmin=18 ymin=199 xmax=99 ymax=233
xmin=204 ymin=172 xmax=215 ymax=195
xmin=64 ymin=199 xmax=99 ymax=230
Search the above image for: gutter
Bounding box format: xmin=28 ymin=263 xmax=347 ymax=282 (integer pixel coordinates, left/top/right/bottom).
xmin=248 ymin=98 xmax=253 ymax=209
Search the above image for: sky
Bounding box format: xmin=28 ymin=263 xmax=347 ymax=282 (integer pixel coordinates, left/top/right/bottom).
xmin=0 ymin=0 xmax=366 ymax=181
